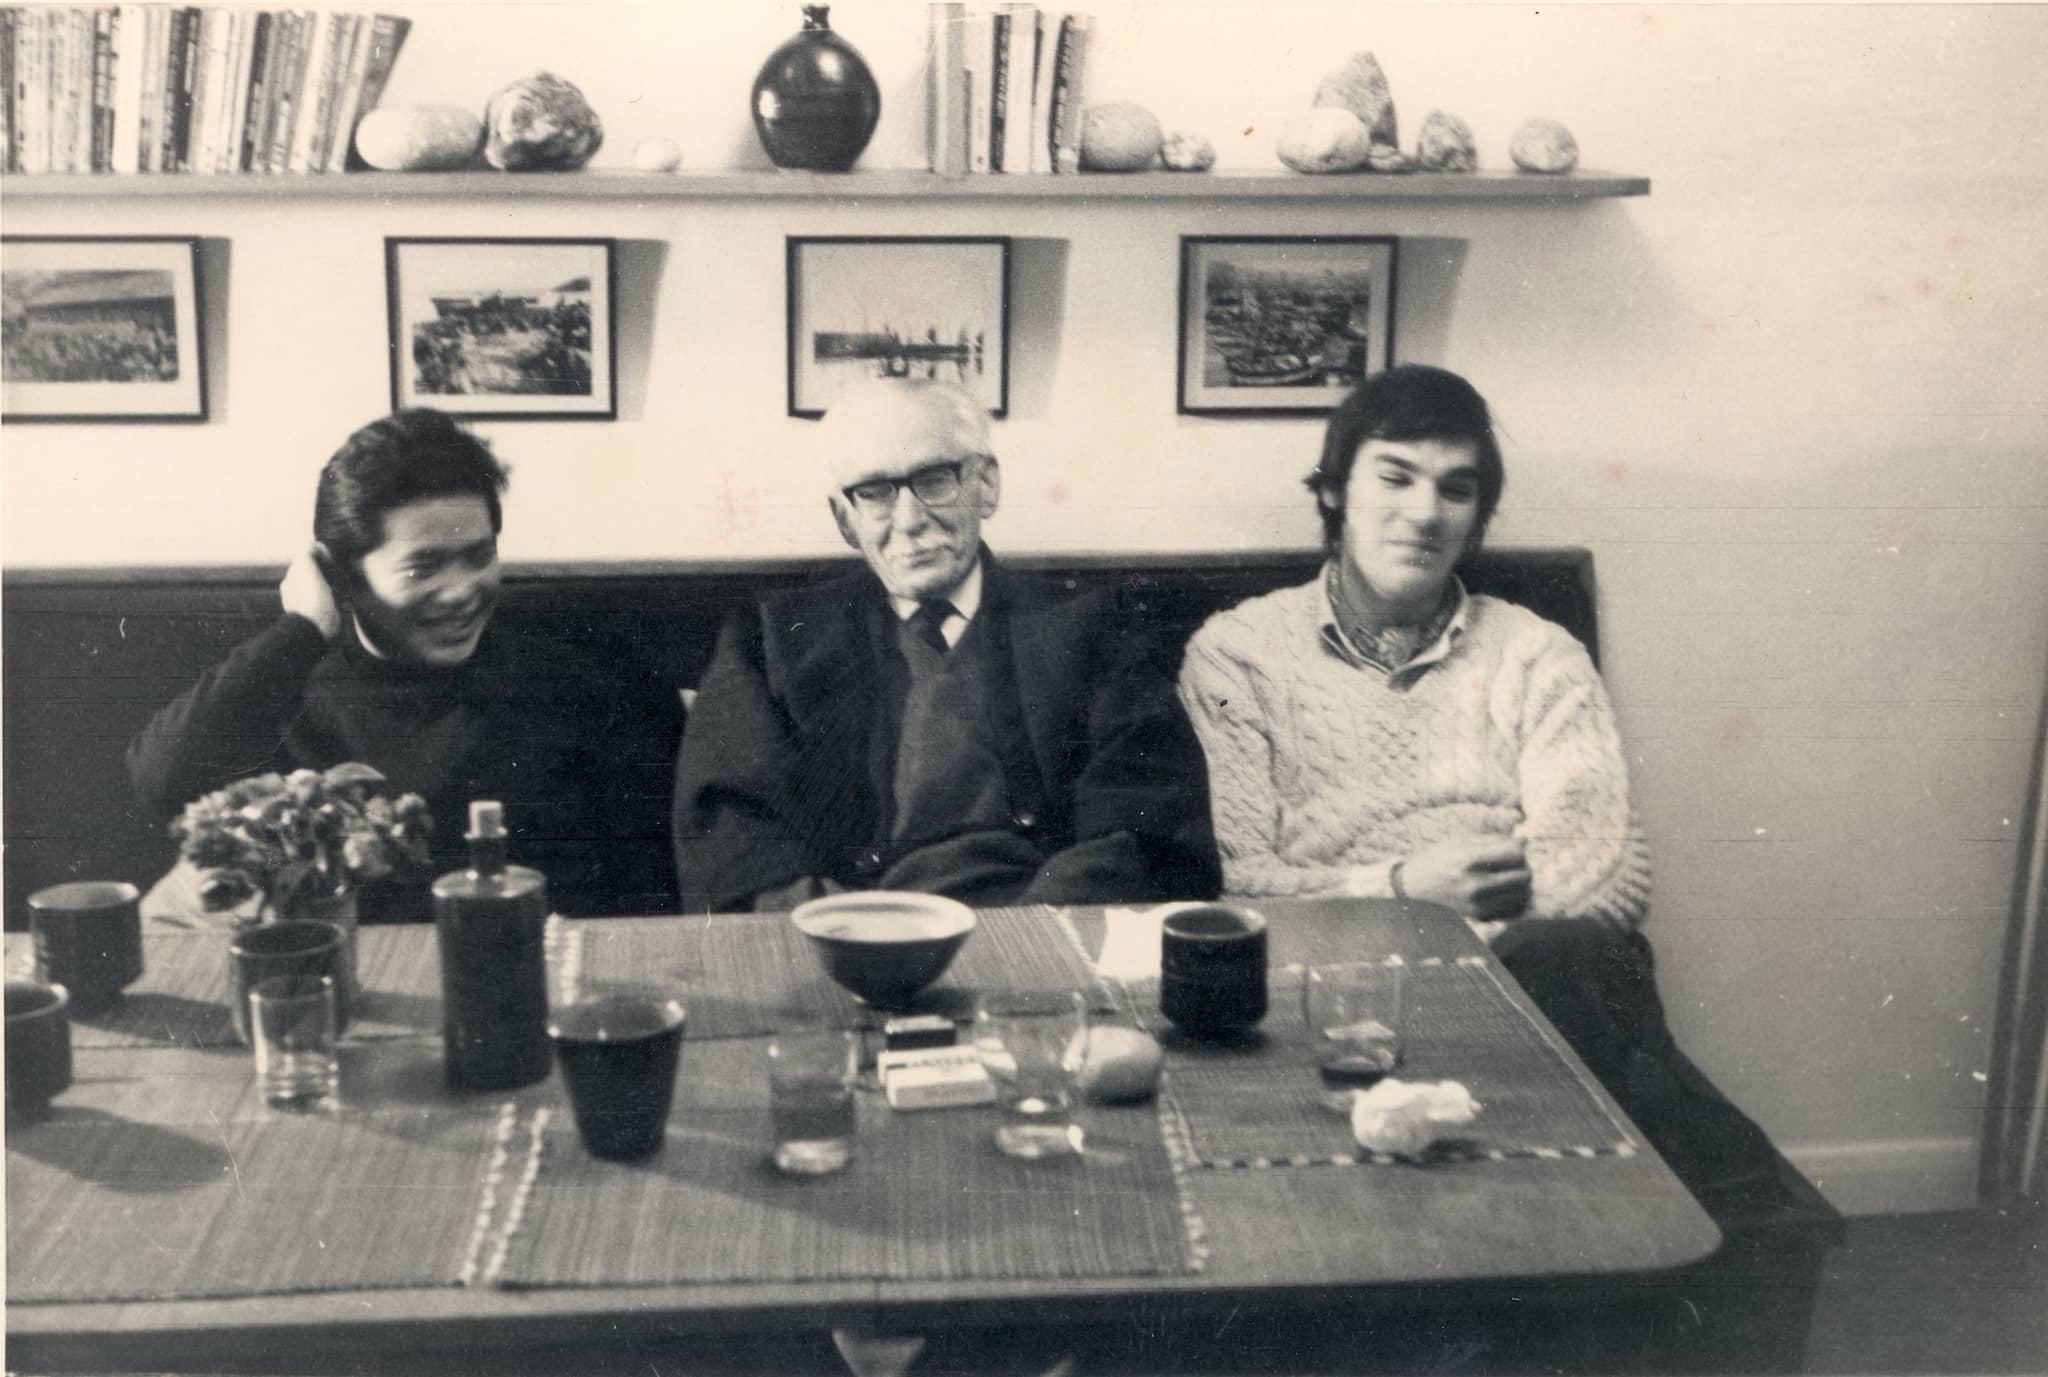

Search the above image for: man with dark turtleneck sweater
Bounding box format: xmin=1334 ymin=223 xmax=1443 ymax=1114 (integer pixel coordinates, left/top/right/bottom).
xmin=672 ymin=378 xmax=1219 ymax=914
xmin=128 ymin=410 xmax=680 ymax=920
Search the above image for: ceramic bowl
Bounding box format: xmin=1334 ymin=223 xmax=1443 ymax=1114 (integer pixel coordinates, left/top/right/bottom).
xmin=790 ymin=891 xmax=977 ymax=1008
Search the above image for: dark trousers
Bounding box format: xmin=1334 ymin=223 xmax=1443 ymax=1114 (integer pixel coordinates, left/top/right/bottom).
xmin=1494 ymin=919 xmax=1846 ymax=1372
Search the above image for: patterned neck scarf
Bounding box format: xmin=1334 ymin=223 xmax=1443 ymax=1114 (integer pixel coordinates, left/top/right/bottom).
xmin=1323 ymin=562 xmax=1461 ymax=675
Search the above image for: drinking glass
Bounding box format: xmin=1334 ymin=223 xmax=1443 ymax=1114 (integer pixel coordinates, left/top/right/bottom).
xmin=249 ymin=974 xmax=339 ymax=1113
xmin=977 ymin=991 xmax=1088 ymax=1159
xmin=768 ymin=1027 xmax=859 ymax=1175
xmin=1303 ymin=962 xmax=1404 ymax=1095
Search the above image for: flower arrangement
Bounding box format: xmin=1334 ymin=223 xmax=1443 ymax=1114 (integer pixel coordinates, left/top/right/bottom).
xmin=172 ymin=763 xmax=433 ymax=921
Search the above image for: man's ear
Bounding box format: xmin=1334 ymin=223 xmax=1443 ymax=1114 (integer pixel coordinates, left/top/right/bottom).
xmin=975 ymin=456 xmax=1001 ymax=519
xmin=828 ymin=496 xmax=862 ymax=552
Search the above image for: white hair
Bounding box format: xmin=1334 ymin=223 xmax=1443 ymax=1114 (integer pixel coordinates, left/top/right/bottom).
xmin=819 ymin=377 xmax=992 ymax=492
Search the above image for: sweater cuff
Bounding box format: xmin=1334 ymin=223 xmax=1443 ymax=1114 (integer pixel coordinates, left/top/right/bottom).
xmin=1340 ymin=861 xmax=1401 ymax=899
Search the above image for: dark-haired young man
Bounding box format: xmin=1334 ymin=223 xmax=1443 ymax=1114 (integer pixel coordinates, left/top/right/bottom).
xmin=128 ymin=409 xmax=680 ymax=918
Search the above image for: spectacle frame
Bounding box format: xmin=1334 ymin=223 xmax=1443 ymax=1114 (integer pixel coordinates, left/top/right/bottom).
xmin=841 ymin=458 xmax=986 ymax=517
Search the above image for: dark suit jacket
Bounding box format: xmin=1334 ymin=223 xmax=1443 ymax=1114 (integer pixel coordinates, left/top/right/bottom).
xmin=672 ymin=557 xmax=1220 ymax=912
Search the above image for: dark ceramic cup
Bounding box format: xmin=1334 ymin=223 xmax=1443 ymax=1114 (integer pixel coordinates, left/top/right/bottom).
xmin=1159 ymin=904 xmax=1269 ymax=1038
xmin=28 ymin=880 xmax=144 ymax=1016
xmin=228 ymin=920 xmax=349 ymax=1045
xmin=549 ymin=990 xmax=689 ymax=1162
xmin=5 ymin=979 xmax=74 ymax=1118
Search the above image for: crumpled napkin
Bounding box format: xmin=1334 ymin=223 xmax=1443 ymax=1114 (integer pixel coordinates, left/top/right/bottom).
xmin=1347 ymin=1078 xmax=1483 ymax=1157
xmin=1096 ymin=902 xmax=1207 ymax=981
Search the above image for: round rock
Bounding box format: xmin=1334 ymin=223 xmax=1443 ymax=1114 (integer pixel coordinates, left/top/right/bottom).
xmin=1277 ymin=107 xmax=1371 ymax=174
xmin=353 ymin=105 xmax=484 ymax=171
xmin=1509 ymin=117 xmax=1579 ymax=174
xmin=484 ymin=72 xmax=604 ymax=171
xmin=1416 ymin=110 xmax=1477 ymax=172
xmin=1160 ymin=130 xmax=1215 ymax=172
xmin=633 ymin=137 xmax=682 ymax=172
xmin=1079 ymin=102 xmax=1164 ymax=172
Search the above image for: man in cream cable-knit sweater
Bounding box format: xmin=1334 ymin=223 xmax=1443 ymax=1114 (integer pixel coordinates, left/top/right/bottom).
xmin=1179 ymin=366 xmax=1841 ymax=1358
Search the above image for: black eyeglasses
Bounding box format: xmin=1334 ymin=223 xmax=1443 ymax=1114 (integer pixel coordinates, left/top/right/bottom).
xmin=841 ymin=459 xmax=975 ymax=516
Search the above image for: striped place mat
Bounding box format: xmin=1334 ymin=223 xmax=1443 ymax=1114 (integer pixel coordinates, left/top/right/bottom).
xmin=489 ymin=1035 xmax=1194 ymax=1287
xmin=564 ymin=907 xmax=1108 ymax=1041
xmin=1142 ymin=959 xmax=1637 ymax=1168
xmin=57 ymin=927 xmax=443 ymax=1050
xmin=5 ymin=1073 xmax=501 ymax=1303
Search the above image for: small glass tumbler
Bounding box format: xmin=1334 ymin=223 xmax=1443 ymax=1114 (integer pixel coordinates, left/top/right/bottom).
xmin=249 ymin=974 xmax=339 ymax=1113
xmin=768 ymin=1027 xmax=859 ymax=1176
xmin=1303 ymin=962 xmax=1404 ymax=1097
xmin=979 ymin=991 xmax=1089 ymax=1160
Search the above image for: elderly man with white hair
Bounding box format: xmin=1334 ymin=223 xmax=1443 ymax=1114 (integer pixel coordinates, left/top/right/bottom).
xmin=672 ymin=377 xmax=1220 ymax=913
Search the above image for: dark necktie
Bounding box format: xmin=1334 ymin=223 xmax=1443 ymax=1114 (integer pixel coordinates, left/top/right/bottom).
xmin=910 ymin=600 xmax=953 ymax=655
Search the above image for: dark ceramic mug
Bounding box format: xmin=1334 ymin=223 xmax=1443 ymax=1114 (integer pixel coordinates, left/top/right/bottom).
xmin=5 ymin=979 xmax=74 ymax=1118
xmin=28 ymin=880 xmax=144 ymax=1016
xmin=228 ymin=920 xmax=350 ymax=1045
xmin=1159 ymin=904 xmax=1269 ymax=1038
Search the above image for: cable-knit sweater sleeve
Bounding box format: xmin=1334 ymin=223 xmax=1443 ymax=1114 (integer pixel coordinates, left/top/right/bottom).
xmin=1509 ymin=630 xmax=1652 ymax=927
xmin=1178 ymin=617 xmax=1371 ymax=898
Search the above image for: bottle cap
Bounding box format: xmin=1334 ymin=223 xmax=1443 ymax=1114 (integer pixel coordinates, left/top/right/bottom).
xmin=467 ymin=800 xmax=506 ymax=839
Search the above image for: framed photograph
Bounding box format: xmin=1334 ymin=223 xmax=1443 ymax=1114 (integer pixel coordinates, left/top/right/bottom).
xmin=385 ymin=238 xmax=616 ymax=420
xmin=787 ymin=237 xmax=1009 ymax=419
xmin=2 ymin=236 xmax=207 ymax=423
xmin=1178 ymin=236 xmax=1398 ymax=417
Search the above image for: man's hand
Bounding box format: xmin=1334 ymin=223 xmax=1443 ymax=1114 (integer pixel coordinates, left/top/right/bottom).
xmin=278 ymin=544 xmax=343 ymax=642
xmin=1398 ymin=837 xmax=1531 ymax=920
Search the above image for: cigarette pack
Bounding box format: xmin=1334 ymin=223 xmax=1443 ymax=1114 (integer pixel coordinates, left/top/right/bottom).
xmin=879 ymin=1046 xmax=997 ymax=1110
xmin=882 ymin=1013 xmax=958 ymax=1051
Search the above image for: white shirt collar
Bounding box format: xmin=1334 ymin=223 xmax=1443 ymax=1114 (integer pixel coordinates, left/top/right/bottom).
xmin=888 ymin=558 xmax=983 ymax=647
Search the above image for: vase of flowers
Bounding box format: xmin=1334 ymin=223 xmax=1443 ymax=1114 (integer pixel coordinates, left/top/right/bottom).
xmin=172 ymin=764 xmax=432 ymax=1000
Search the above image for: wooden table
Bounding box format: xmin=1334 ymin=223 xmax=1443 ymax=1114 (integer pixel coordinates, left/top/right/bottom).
xmin=5 ymin=900 xmax=1719 ymax=1374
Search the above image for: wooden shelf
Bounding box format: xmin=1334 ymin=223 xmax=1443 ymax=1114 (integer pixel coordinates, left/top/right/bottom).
xmin=1 ymin=167 xmax=1649 ymax=202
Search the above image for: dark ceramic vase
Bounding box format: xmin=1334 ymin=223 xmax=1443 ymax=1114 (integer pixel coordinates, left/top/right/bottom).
xmin=751 ymin=5 xmax=881 ymax=172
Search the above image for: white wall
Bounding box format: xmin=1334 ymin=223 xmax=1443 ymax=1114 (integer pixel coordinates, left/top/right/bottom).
xmin=6 ymin=2 xmax=2045 ymax=1213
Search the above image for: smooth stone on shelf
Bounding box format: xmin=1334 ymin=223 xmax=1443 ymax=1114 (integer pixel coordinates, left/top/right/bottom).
xmin=484 ymin=72 xmax=604 ymax=171
xmin=1079 ymin=101 xmax=1164 ymax=172
xmin=633 ymin=137 xmax=683 ymax=172
xmin=353 ymin=105 xmax=485 ymax=171
xmin=1277 ymin=107 xmax=1372 ymax=174
xmin=1312 ymin=51 xmax=1398 ymax=148
xmin=1365 ymin=145 xmax=1416 ymax=174
xmin=1416 ymin=110 xmax=1478 ymax=172
xmin=1160 ymin=130 xmax=1216 ymax=172
xmin=1509 ymin=117 xmax=1580 ymax=173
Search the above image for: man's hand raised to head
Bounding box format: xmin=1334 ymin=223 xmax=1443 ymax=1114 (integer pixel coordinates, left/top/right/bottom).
xmin=279 ymin=544 xmax=344 ymax=642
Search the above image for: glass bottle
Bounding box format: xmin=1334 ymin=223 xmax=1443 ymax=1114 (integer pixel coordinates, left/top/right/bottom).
xmin=431 ymin=800 xmax=551 ymax=1091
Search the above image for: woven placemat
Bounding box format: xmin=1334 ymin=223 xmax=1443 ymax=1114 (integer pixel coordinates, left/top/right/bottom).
xmin=57 ymin=927 xmax=443 ymax=1050
xmin=1142 ymin=959 xmax=1636 ymax=1168
xmin=6 ymin=1084 xmax=501 ymax=1302
xmin=490 ymin=1036 xmax=1194 ymax=1287
xmin=565 ymin=908 xmax=1107 ymax=1041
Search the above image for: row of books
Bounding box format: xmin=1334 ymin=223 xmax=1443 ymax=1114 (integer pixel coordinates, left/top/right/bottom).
xmin=927 ymin=3 xmax=1092 ymax=176
xmin=1 ymin=7 xmax=410 ymax=176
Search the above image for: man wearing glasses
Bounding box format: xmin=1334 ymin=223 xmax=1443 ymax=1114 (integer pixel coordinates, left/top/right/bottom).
xmin=673 ymin=377 xmax=1219 ymax=913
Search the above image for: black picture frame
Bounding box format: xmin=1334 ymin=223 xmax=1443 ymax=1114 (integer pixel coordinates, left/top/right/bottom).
xmin=1177 ymin=235 xmax=1398 ymax=417
xmin=1 ymin=235 xmax=208 ymax=424
xmin=384 ymin=237 xmax=617 ymax=421
xmin=786 ymin=236 xmax=1011 ymax=419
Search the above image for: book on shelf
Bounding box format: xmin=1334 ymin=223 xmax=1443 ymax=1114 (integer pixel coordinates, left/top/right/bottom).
xmin=999 ymin=2 xmax=1036 ymax=175
xmin=987 ymin=4 xmax=1008 ymax=172
xmin=1047 ymin=10 xmax=1091 ymax=173
xmin=925 ymin=2 xmax=965 ymax=176
xmin=964 ymin=2 xmax=993 ymax=174
xmin=923 ymin=4 xmax=1086 ymax=176
xmin=0 ymin=6 xmax=408 ymax=176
